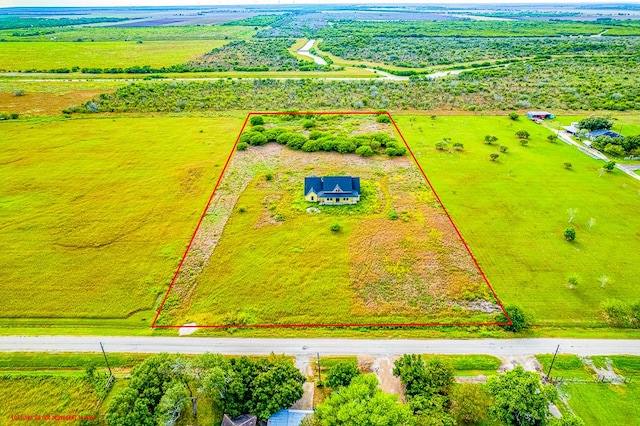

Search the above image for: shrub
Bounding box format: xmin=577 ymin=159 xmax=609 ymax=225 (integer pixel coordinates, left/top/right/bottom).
xmin=386 ymin=148 xmax=398 ymax=156
xmin=388 ymin=210 xmax=399 ymax=220
xmin=336 ymin=140 xmax=356 ymax=154
xmin=490 ymin=153 xmax=499 ymax=161
xmin=452 ymin=142 xmax=464 ymax=151
xmin=515 ymin=130 xmax=530 ymax=140
xmin=376 ymin=114 xmax=391 ymax=123
xmin=330 ymin=222 xmax=342 ymax=233
xmin=250 ymin=115 xmax=264 ymax=126
xmin=239 ymin=132 xmax=252 ymax=143
xmin=564 ymin=227 xmax=576 ymax=241
xmin=237 ymin=142 xmax=248 ymax=151
xmin=287 ymin=134 xmax=307 ymax=150
xmin=249 ymin=133 xmax=268 ymax=146
xmin=509 ymin=112 xmax=519 ymax=120
xmin=435 ymin=141 xmax=448 ymax=150
xmin=520 ymin=139 xmax=529 ymax=147
xmin=251 ymin=125 xmax=265 ymax=133
xmin=302 ymin=140 xmax=320 ymax=152
xmin=9 ymin=113 xmax=19 ymax=119
xmin=498 ymin=305 xmax=528 ymax=332
xmin=547 ymin=134 xmax=558 ymax=143
xmin=265 ymin=172 xmax=273 ymax=181
xmin=499 ymin=145 xmax=508 ymax=153
xmin=564 ymin=162 xmax=572 ymax=169
xmin=326 ymin=360 xmax=361 ymax=389
xmin=302 ymin=119 xmax=315 ymax=129
xmin=602 ymin=299 xmax=630 ymax=324
xmin=238 ymin=206 xmax=247 ymax=212
xmin=356 ymin=145 xmax=375 ymax=157
xmin=603 ymin=161 xmax=616 ymax=171
xmin=276 ymin=132 xmax=292 ymax=144
xmin=318 ymin=136 xmax=337 ymax=152
xmin=394 ymin=147 xmax=407 ymax=156
xmin=309 ymin=130 xmax=325 ymax=140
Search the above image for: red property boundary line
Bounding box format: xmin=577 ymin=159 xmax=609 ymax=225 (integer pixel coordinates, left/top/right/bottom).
xmin=152 ymin=111 xmax=512 ymax=329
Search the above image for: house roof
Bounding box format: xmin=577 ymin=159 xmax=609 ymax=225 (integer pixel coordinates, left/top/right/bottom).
xmin=267 ymin=409 xmax=314 ymax=426
xmin=304 ymin=176 xmax=361 ymax=198
xmin=587 ymin=129 xmax=623 ymax=139
xmin=527 ymin=111 xmax=553 ymax=116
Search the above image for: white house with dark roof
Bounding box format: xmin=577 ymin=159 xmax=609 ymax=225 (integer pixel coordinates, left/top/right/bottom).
xmin=304 ymin=176 xmax=360 ymax=205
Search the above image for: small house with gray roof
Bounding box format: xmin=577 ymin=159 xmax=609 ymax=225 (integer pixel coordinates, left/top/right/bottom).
xmin=304 ymin=176 xmax=360 ymax=205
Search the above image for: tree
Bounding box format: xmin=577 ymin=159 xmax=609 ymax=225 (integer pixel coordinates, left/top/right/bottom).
xmin=436 ymin=141 xmax=448 ymax=150
xmin=499 ymin=145 xmax=508 ymax=153
xmin=497 ymin=305 xmax=528 ymax=332
xmin=564 ymin=227 xmax=576 ymax=241
xmin=453 ymin=142 xmax=464 ymax=151
xmin=449 ymin=383 xmax=491 ymax=426
xmin=519 ymin=139 xmax=529 ymax=147
xmin=326 ymin=360 xmax=361 ymax=389
xmin=393 ymin=354 xmax=429 ymax=399
xmin=331 ymin=222 xmax=342 ymax=233
xmin=252 ymin=358 xmax=305 ymax=421
xmin=249 ymin=115 xmax=264 ymax=126
xmin=156 ymin=382 xmax=189 ymax=426
xmin=603 ymin=161 xmax=616 ymax=171
xmin=563 ymin=162 xmax=572 ymax=169
xmin=547 ymin=135 xmax=558 ymax=143
xmin=486 ymin=366 xmax=557 ymax=426
xmin=484 ymin=135 xmax=498 ymax=145
xmin=515 ymin=130 xmax=530 ymax=140
xmin=490 ymin=153 xmax=499 ymax=161
xmin=509 ymin=112 xmax=519 ymax=121
xmin=577 ymin=116 xmax=613 ymax=132
xmin=105 ymin=388 xmax=155 ymax=426
xmin=548 ymin=416 xmax=586 ymax=426
xmin=315 ymin=374 xmax=415 ymax=426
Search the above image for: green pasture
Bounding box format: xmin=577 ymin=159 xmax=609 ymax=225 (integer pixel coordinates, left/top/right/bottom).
xmin=395 ymin=115 xmax=640 ymax=327
xmin=0 ymin=25 xmax=256 ymax=42
xmin=0 ymin=115 xmax=243 ymax=319
xmin=0 ymin=40 xmax=228 ymax=71
xmin=0 ymin=375 xmax=98 ymax=422
xmin=422 ymin=355 xmax=502 ymax=376
xmin=561 ymin=383 xmax=640 ymax=425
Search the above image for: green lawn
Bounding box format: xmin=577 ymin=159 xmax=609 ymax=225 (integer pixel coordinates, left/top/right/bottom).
xmin=396 ymin=115 xmax=640 ymax=327
xmin=536 ymin=354 xmax=594 ymax=380
xmin=423 ymin=355 xmax=502 ymax=376
xmin=561 ymin=383 xmax=640 ymax=425
xmin=0 ymin=115 xmax=242 ymax=319
xmin=0 ymin=40 xmax=228 ymax=71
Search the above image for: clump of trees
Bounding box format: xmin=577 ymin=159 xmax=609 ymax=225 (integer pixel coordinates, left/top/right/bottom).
xmin=497 ymin=305 xmax=529 ymax=332
xmin=105 ymin=353 xmax=304 ymax=425
xmin=601 ymin=299 xmax=640 ymax=327
xmin=578 ymin=116 xmax=613 ymax=132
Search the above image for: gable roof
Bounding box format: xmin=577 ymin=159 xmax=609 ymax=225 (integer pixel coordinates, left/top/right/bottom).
xmin=222 ymin=414 xmax=257 ymax=426
xmin=304 ymin=176 xmax=360 ymax=198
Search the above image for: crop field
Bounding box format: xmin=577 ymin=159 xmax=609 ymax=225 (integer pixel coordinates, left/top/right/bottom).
xmin=0 ymin=40 xmax=228 ymax=71
xmin=0 ymin=115 xmax=243 ymax=319
xmin=395 ymin=115 xmax=640 ymax=327
xmin=156 ymin=114 xmax=504 ymax=327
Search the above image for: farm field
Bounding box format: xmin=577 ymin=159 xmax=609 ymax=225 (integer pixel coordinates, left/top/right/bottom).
xmin=561 ymin=383 xmax=640 ymax=425
xmin=0 ymin=40 xmax=229 ymax=71
xmin=394 ymin=114 xmax=640 ymax=327
xmin=157 ymin=114 xmax=504 ymax=327
xmin=0 ymin=115 xmax=243 ymax=319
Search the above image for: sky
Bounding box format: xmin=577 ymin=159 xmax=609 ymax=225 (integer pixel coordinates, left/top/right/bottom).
xmin=2 ymin=0 xmax=639 ymax=7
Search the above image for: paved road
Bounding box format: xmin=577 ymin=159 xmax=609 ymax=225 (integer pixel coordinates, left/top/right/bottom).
xmin=0 ymin=337 xmax=638 ymax=356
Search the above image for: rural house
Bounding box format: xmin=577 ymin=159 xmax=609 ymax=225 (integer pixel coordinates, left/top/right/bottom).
xmin=304 ymin=176 xmax=361 ymax=205
xmin=586 ymin=129 xmax=623 ymax=140
xmin=526 ymin=111 xmax=555 ymax=121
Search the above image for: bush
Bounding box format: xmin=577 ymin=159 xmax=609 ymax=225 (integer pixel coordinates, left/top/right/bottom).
xmin=249 ymin=133 xmax=268 ymax=146
xmin=386 ymin=148 xmax=398 ymax=156
xmin=603 ymin=161 xmax=616 ymax=171
xmin=238 ymin=206 xmax=247 ymax=212
xmin=499 ymin=145 xmax=508 ymax=153
xmin=336 ymin=140 xmax=356 ymax=154
xmin=287 ymin=134 xmax=307 ymax=150
xmin=356 ymin=145 xmax=375 ymax=157
xmin=498 ymin=305 xmax=528 ymax=332
xmin=376 ymin=114 xmax=391 ymax=123
xmin=564 ymin=162 xmax=572 ymax=169
xmin=302 ymin=119 xmax=315 ymax=129
xmin=265 ymin=172 xmax=274 ymax=181
xmin=239 ymin=132 xmax=252 ymax=143
xmin=251 ymin=125 xmax=265 ymax=133
xmin=509 ymin=112 xmax=519 ymax=120
xmin=302 ymin=140 xmax=320 ymax=152
xmin=237 ymin=142 xmax=248 ymax=151
xmin=309 ymin=130 xmax=325 ymax=140
xmin=435 ymin=141 xmax=448 ymax=150
xmin=250 ymin=115 xmax=264 ymax=126
xmin=388 ymin=210 xmax=399 ymax=220
xmin=330 ymin=222 xmax=342 ymax=233
xmin=515 ymin=130 xmax=530 ymax=140
xmin=564 ymin=227 xmax=576 ymax=241
xmin=490 ymin=153 xmax=499 ymax=161
xmin=452 ymin=142 xmax=464 ymax=151
xmin=276 ymin=132 xmax=292 ymax=144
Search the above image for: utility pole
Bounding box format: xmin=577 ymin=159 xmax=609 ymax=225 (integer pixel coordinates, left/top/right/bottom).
xmin=546 ymin=345 xmax=560 ymax=382
xmin=100 ymin=342 xmax=112 ymax=376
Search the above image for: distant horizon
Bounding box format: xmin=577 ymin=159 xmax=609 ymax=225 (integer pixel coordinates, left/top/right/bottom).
xmin=3 ymin=0 xmax=640 ymax=9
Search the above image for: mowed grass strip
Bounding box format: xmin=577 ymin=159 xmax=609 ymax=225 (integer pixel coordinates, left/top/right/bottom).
xmin=0 ymin=40 xmax=228 ymax=71
xmin=395 ymin=115 xmax=640 ymax=326
xmin=0 ymin=116 xmax=242 ymax=318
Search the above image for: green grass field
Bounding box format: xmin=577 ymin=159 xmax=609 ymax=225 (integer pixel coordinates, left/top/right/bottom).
xmin=536 ymin=354 xmax=594 ymax=380
xmin=395 ymin=115 xmax=640 ymax=327
xmin=0 ymin=41 xmax=228 ymax=71
xmin=0 ymin=115 xmax=242 ymax=319
xmin=159 ymin=115 xmax=501 ymax=327
xmin=561 ymin=383 xmax=640 ymax=425
xmin=0 ymin=375 xmax=98 ymax=423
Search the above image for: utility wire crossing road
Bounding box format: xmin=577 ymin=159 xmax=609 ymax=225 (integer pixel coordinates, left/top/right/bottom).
xmin=0 ymin=337 xmax=638 ymax=356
